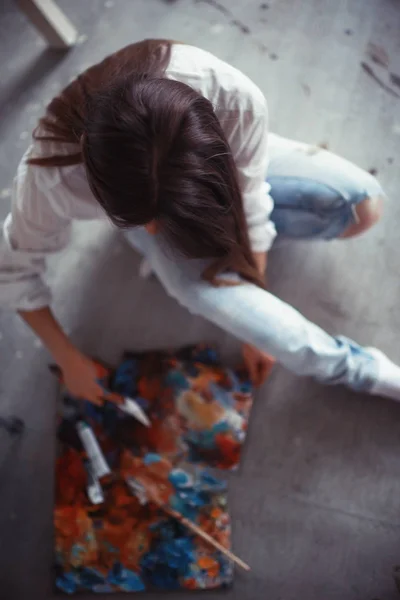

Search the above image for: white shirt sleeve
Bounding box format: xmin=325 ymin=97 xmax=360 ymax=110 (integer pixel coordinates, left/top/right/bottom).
xmin=0 ymin=152 xmax=71 ymax=310
xmin=220 ymin=99 xmax=276 ymax=252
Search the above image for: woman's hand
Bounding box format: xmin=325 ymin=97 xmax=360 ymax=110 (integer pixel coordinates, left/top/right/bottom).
xmin=57 ymin=348 xmax=121 ymax=406
xmin=19 ymin=307 xmax=121 ymax=406
xmin=242 ymin=343 xmax=276 ymax=387
xmin=58 ymin=349 xmax=107 ymax=405
xmin=252 ymin=251 xmax=268 ymax=278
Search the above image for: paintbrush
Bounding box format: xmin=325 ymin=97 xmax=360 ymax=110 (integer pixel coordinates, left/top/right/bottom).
xmin=125 ymin=475 xmax=250 ymax=572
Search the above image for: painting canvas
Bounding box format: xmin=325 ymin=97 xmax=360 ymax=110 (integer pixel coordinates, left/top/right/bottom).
xmin=111 ymin=344 xmax=254 ymax=470
xmin=54 ymin=345 xmax=253 ymax=593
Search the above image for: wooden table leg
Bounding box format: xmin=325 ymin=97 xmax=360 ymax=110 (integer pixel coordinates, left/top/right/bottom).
xmin=16 ymin=0 xmax=78 ymax=49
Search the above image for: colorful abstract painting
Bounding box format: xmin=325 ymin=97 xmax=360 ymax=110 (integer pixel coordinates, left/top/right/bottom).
xmin=111 ymin=344 xmax=253 ymax=470
xmin=54 ymin=345 xmax=253 ymax=593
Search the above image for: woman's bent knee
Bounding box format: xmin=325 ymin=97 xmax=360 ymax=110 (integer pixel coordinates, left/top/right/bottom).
xmin=340 ymin=194 xmax=384 ymax=238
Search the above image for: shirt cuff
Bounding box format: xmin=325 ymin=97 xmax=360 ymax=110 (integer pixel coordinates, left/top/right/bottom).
xmin=0 ymin=277 xmax=51 ymax=311
xmin=248 ymin=220 xmax=277 ymax=253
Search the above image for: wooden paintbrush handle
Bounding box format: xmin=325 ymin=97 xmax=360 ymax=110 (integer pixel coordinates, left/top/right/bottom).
xmin=160 ymin=503 xmax=250 ymax=572
xmin=125 ymin=474 xmax=251 ymax=572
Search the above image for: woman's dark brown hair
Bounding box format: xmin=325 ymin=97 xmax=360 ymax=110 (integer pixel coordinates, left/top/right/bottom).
xmin=29 ymin=39 xmax=263 ymax=287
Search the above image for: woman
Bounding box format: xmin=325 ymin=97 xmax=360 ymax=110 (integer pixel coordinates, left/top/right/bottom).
xmin=2 ymin=39 xmax=399 ymax=404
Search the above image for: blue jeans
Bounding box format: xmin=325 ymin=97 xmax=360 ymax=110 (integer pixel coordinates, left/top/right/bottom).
xmin=124 ymin=134 xmax=385 ymax=392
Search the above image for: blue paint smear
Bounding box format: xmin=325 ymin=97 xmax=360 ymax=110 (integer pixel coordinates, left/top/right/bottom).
xmin=143 ymin=453 xmax=162 ymax=465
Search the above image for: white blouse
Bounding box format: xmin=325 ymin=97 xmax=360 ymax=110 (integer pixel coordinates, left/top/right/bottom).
xmin=0 ymin=44 xmax=276 ymax=311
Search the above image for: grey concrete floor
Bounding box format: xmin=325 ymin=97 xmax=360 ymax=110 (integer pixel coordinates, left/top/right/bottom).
xmin=1 ymin=0 xmax=400 ymax=598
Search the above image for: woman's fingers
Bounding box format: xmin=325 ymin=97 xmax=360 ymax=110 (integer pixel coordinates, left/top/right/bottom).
xmin=87 ymin=394 xmax=103 ymax=406
xmin=95 ymin=381 xmax=123 ymax=405
xmin=244 ymin=353 xmax=259 ymax=386
xmin=258 ymin=358 xmax=272 ymax=385
xmin=83 ymin=382 xmax=106 ymax=406
xmin=102 ymin=391 xmax=124 ymax=405
xmin=259 ymin=353 xmax=276 ymax=384
xmin=75 ymin=384 xmax=123 ymax=407
xmin=242 ymin=344 xmax=276 ymax=387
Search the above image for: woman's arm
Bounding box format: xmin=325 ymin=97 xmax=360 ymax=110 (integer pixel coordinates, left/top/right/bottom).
xmin=19 ymin=307 xmax=106 ymax=404
xmin=2 ymin=154 xmax=106 ymax=403
xmin=20 ymin=306 xmax=75 ymax=364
